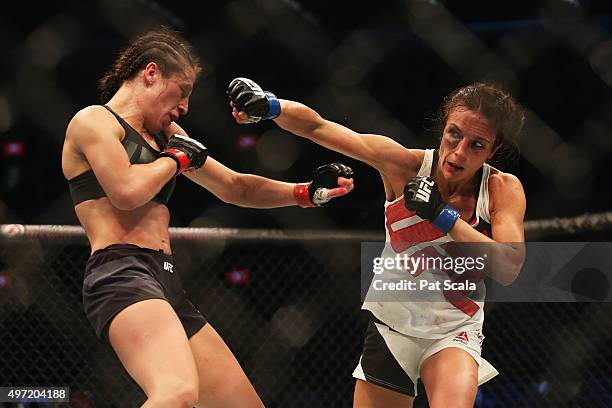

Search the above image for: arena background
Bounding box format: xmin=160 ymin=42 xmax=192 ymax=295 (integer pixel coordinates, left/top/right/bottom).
xmin=1 ymin=0 xmax=612 ymax=407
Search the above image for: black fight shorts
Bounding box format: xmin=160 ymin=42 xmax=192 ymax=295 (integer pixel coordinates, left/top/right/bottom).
xmin=82 ymin=244 xmax=207 ymax=342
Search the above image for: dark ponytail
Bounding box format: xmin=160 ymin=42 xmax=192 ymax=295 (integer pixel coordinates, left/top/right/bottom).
xmin=98 ymin=71 xmax=125 ymax=103
xmin=488 ymin=138 xmax=520 ymax=171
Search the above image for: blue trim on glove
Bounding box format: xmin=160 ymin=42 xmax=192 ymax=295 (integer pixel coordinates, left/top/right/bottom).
xmin=264 ymin=91 xmax=281 ymax=120
xmin=431 ymin=204 xmax=461 ymax=234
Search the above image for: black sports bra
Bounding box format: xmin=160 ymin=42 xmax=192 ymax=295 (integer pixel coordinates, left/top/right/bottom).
xmin=68 ymin=106 xmax=175 ymax=206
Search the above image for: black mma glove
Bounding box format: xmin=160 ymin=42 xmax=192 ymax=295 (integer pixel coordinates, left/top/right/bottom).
xmin=227 ymin=77 xmax=281 ymax=123
xmin=159 ymin=134 xmax=208 ymax=176
xmin=403 ymin=176 xmax=460 ymax=233
xmin=294 ymin=163 xmax=354 ymax=208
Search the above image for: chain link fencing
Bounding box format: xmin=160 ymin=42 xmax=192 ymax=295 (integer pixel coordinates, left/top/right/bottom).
xmin=1 ymin=217 xmax=612 ymax=407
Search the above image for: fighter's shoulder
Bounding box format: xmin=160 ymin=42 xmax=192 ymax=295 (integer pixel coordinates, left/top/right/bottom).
xmin=488 ymin=169 xmax=523 ymax=191
xmin=66 ymin=105 xmax=121 ymax=142
xmin=487 ymin=169 xmax=525 ymax=209
xmin=380 ymin=148 xmax=425 ymax=189
xmin=407 ymin=148 xmax=426 ymax=163
xmin=69 ymin=105 xmax=115 ymax=127
xmin=400 ymin=148 xmax=426 ymax=173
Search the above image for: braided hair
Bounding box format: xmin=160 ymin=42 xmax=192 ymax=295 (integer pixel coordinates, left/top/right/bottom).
xmin=98 ymin=27 xmax=201 ymax=102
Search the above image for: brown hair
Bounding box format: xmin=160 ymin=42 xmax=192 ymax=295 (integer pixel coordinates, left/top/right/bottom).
xmin=98 ymin=27 xmax=201 ymax=102
xmin=435 ymin=83 xmax=525 ymax=169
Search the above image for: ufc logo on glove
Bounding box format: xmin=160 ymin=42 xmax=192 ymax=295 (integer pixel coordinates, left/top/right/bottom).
xmin=416 ymin=178 xmax=435 ymax=202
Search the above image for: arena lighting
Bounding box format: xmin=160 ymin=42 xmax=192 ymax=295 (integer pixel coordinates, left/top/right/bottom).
xmin=2 ymin=141 xmax=25 ymax=157
xmin=0 ymin=274 xmax=12 ymax=288
xmin=225 ymin=267 xmax=251 ymax=285
xmin=236 ymin=134 xmax=258 ymax=150
xmin=562 ymin=0 xmax=580 ymax=7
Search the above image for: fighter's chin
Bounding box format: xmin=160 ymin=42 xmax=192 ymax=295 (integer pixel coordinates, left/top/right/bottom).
xmin=163 ymin=115 xmax=174 ymax=127
xmin=441 ymin=166 xmax=466 ymax=182
xmin=147 ymin=122 xmax=165 ymax=135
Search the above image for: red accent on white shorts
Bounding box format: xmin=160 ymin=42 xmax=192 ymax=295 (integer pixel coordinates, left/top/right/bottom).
xmin=453 ymin=331 xmax=470 ymax=344
xmin=294 ymin=183 xmax=314 ymax=208
xmin=476 ymin=332 xmax=484 ymax=348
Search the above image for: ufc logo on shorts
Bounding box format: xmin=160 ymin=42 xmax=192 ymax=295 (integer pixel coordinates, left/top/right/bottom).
xmin=416 ymin=178 xmax=435 ymax=202
xmin=164 ymin=261 xmax=174 ymax=273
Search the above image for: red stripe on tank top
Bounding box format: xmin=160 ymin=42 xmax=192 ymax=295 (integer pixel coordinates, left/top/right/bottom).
xmin=385 ymin=197 xmax=481 ymax=317
xmin=385 ymin=199 xmax=445 ymax=253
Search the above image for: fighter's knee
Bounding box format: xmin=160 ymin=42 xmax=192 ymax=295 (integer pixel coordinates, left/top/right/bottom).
xmin=199 ymin=376 xmax=239 ymax=400
xmin=427 ymin=387 xmax=476 ymax=408
xmin=148 ymin=378 xmax=199 ymax=408
xmin=174 ymin=384 xmax=199 ymax=408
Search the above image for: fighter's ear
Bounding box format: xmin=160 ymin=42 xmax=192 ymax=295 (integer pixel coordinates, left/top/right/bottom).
xmin=143 ymin=62 xmax=159 ymax=86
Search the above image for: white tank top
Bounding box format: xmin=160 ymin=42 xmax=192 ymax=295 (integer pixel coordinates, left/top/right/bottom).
xmin=362 ymin=149 xmax=494 ymax=339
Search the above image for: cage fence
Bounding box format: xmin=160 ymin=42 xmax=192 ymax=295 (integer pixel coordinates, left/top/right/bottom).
xmin=1 ymin=212 xmax=612 ymax=407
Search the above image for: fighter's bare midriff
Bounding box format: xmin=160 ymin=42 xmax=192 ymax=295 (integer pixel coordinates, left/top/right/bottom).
xmin=75 ymin=198 xmax=172 ymax=255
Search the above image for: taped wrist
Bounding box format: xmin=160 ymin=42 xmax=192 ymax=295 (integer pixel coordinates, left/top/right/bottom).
xmin=264 ymin=92 xmax=281 ymax=120
xmin=160 ymin=149 xmax=190 ymax=176
xmin=431 ymin=204 xmax=461 ymax=233
xmin=293 ymin=183 xmax=315 ymax=208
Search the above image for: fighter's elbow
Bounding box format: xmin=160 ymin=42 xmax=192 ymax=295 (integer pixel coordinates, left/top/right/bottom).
xmin=217 ymin=178 xmax=248 ymax=207
xmin=217 ymin=190 xmax=241 ymax=206
xmin=227 ymin=189 xmax=252 ymax=207
xmin=497 ymin=271 xmax=519 ymax=286
xmin=107 ymin=187 xmax=142 ymax=211
xmin=497 ymin=262 xmax=523 ymax=286
xmin=497 ymin=245 xmax=525 ymax=286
